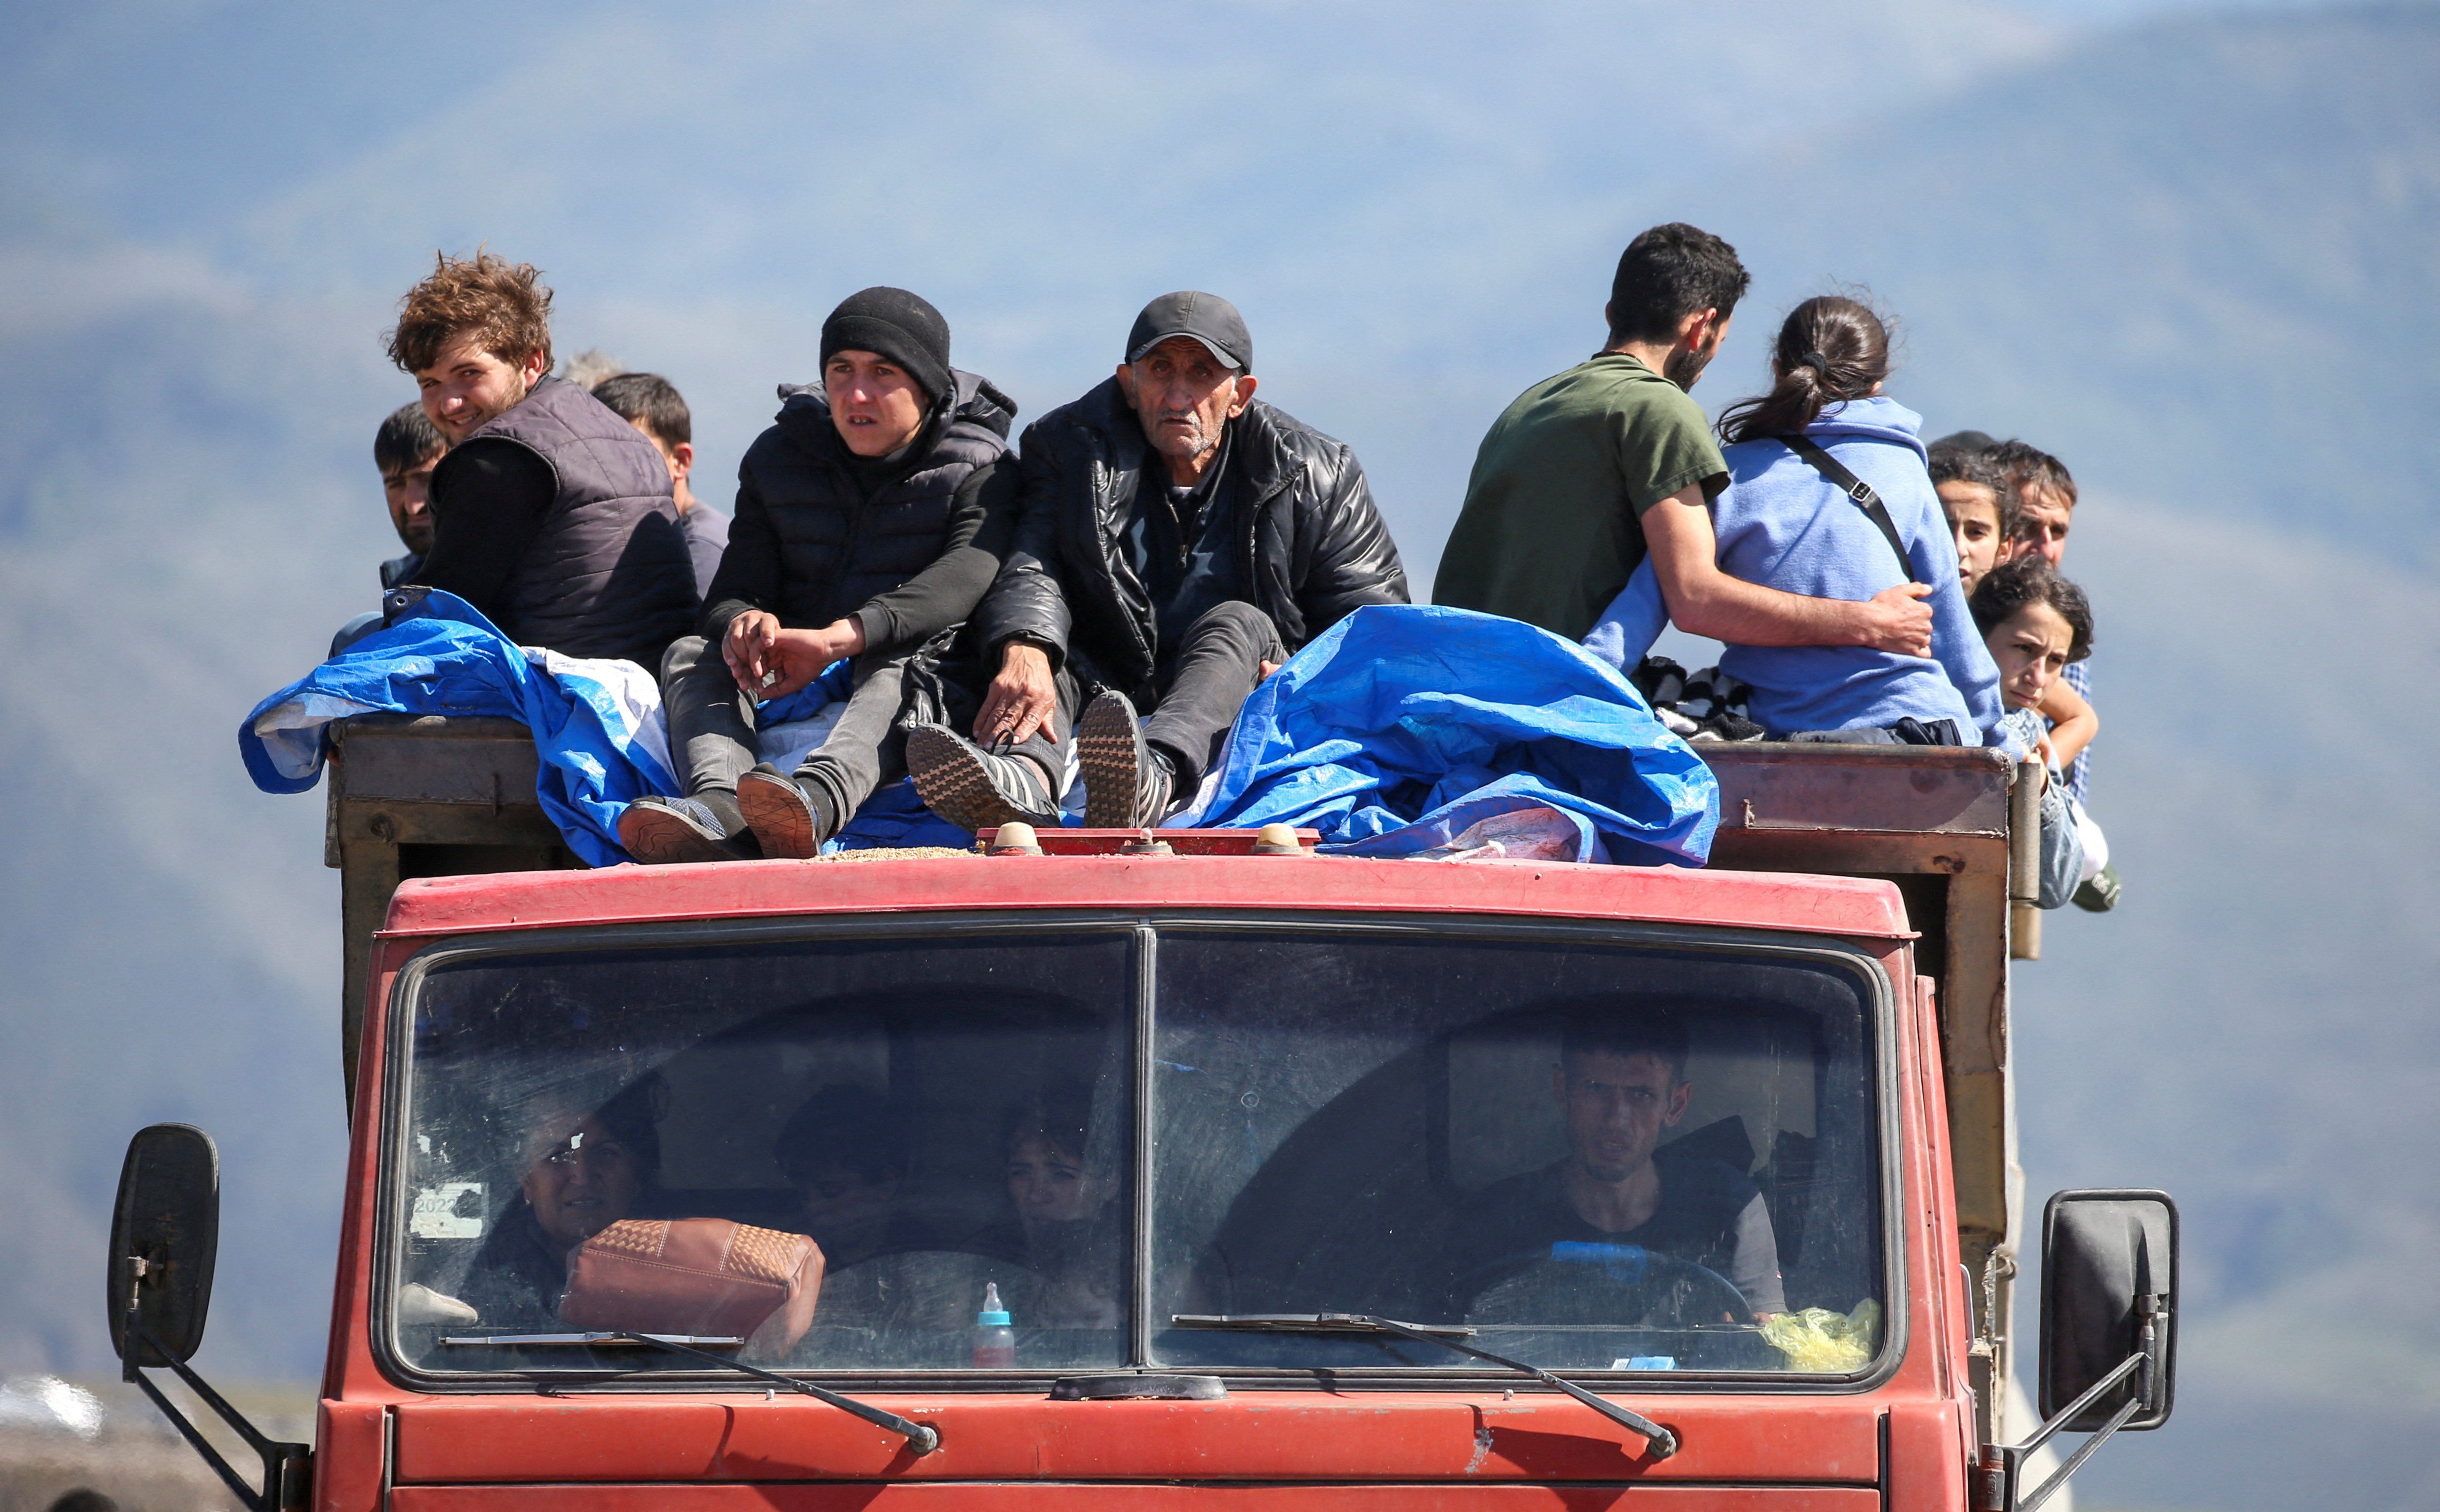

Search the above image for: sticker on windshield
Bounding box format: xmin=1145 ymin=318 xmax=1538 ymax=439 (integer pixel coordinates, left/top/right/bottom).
xmin=411 ymin=1182 xmax=487 ymax=1239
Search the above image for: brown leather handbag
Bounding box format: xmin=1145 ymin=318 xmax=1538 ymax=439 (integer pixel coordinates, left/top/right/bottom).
xmin=559 ymin=1218 xmax=825 ymax=1355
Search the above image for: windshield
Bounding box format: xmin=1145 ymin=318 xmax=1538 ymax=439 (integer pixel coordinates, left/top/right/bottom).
xmin=390 ymin=928 xmax=1137 ymax=1376
xmin=1149 ymin=929 xmax=1884 ymax=1375
xmin=387 ymin=921 xmax=1888 ymax=1381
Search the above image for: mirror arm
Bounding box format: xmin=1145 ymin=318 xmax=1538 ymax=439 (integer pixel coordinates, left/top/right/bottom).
xmin=124 ymin=1362 xmax=277 ymax=1511
xmin=2017 ymin=1346 xmax=2145 ymax=1461
xmin=124 ymin=1317 xmax=311 ymax=1512
xmin=2015 ymin=1394 xmax=2145 ymax=1512
xmin=1976 ymin=1295 xmax=2166 ymax=1512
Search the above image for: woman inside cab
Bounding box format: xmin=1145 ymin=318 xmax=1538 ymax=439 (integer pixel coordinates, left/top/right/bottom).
xmin=456 ymin=1077 xmax=663 ymax=1323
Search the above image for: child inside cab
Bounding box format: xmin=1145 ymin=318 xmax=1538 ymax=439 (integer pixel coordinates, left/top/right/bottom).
xmin=1969 ymin=557 xmax=2108 ymax=910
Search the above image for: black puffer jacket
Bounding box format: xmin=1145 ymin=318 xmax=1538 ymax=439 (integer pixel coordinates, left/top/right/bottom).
xmin=974 ymin=377 xmax=1408 ymax=701
xmin=705 ymin=370 xmax=1019 ymax=657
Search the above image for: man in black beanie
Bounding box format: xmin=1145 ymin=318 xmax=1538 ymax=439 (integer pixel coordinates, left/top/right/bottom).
xmin=619 ymin=287 xmax=1032 ymax=862
xmin=904 ymin=290 xmax=1408 ymax=831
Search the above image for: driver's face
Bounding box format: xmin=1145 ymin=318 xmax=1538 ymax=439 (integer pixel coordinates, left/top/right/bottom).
xmin=1554 ymin=1051 xmax=1690 ymax=1183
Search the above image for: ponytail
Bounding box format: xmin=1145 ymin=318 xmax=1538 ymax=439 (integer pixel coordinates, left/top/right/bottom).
xmin=1717 ymin=294 xmax=1892 ymax=446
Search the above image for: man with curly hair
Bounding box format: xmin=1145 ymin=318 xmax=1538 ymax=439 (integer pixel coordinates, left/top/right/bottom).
xmin=387 ymin=252 xmax=699 ymax=668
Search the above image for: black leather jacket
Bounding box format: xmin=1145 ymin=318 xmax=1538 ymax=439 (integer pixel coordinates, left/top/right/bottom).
xmin=973 ymin=377 xmax=1408 ymax=700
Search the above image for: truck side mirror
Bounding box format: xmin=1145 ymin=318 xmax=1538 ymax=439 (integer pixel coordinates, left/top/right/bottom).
xmin=108 ymin=1123 xmax=221 ymax=1369
xmin=2039 ymin=1188 xmax=2176 ymax=1430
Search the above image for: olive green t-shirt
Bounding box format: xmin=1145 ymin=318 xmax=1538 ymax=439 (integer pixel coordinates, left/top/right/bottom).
xmin=1432 ymin=353 xmax=1728 ymax=641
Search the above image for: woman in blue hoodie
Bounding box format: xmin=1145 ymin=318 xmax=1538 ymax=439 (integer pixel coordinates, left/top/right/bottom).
xmin=1584 ymin=295 xmax=2016 ymax=751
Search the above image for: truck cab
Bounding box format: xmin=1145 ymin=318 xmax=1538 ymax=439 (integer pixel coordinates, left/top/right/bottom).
xmin=108 ymin=720 xmax=2176 ymax=1510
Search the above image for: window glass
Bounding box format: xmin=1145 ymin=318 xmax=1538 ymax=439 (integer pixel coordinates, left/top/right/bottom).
xmin=1149 ymin=929 xmax=1883 ymax=1375
xmin=391 ymin=931 xmax=1134 ymax=1375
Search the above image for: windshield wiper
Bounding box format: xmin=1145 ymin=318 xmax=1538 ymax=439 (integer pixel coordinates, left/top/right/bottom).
xmin=1173 ymin=1313 xmax=1679 ymax=1459
xmin=441 ymin=1331 xmax=744 ymax=1347
xmin=441 ymin=1330 xmax=939 ymax=1455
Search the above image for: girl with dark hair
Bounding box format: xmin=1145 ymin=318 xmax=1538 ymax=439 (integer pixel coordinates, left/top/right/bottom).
xmin=965 ymin=1082 xmax=1125 ymax=1330
xmin=1970 ymin=557 xmax=2104 ymax=908
xmin=1584 ymin=296 xmax=2021 ymax=754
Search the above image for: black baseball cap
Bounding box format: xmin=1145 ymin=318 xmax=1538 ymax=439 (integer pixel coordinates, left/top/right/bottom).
xmin=1126 ymin=291 xmax=1252 ymax=372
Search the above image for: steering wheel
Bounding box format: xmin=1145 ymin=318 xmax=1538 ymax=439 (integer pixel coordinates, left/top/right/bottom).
xmin=1460 ymin=1245 xmax=1751 ymax=1329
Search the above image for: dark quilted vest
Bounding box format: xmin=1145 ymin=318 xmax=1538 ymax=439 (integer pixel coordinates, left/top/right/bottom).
xmin=741 ymin=370 xmax=1015 ymax=628
xmin=460 ymin=375 xmax=700 ymax=664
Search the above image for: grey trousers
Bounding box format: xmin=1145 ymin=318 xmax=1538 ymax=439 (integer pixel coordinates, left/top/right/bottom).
xmin=1140 ymin=601 xmax=1287 ymax=787
xmin=660 ymin=635 xmax=911 ymax=826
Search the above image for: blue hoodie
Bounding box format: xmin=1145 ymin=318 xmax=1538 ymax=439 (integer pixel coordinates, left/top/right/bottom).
xmin=1583 ymin=395 xmax=2017 ymax=751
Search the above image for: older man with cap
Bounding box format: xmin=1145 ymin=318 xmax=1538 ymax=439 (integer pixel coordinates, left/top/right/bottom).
xmin=618 ymin=287 xmax=1024 ymax=863
xmin=906 ymin=291 xmax=1408 ymax=830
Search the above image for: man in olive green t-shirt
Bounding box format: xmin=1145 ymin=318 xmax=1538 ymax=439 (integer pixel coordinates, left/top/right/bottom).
xmin=1436 ymin=223 xmax=1934 ymax=656
xmin=1439 ymin=349 xmax=1727 ymax=640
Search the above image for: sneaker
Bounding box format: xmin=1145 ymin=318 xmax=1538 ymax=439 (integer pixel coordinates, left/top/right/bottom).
xmin=905 ymin=724 xmax=1061 ymax=833
xmin=618 ymin=793 xmax=759 ymax=864
xmin=1077 ymin=690 xmax=1173 ymax=829
xmin=736 ymin=765 xmax=838 ymax=860
xmin=2071 ymin=861 xmax=2121 ymax=913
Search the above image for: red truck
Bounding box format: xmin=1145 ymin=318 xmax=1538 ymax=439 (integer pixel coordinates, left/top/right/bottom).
xmin=107 ymin=717 xmax=2175 ymax=1510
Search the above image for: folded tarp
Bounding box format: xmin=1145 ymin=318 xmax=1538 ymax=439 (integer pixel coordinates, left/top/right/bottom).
xmin=1174 ymin=604 xmax=1719 ymax=865
xmin=239 ymin=588 xmax=967 ymax=865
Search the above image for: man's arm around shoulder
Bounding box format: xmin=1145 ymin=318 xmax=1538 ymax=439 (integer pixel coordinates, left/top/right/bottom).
xmin=1641 ymin=487 xmax=1933 ymax=654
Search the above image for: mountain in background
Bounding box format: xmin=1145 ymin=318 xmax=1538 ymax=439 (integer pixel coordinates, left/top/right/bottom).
xmin=1 ymin=4 xmax=2432 ymax=1507
xmin=1679 ymin=1 xmax=2440 ymax=569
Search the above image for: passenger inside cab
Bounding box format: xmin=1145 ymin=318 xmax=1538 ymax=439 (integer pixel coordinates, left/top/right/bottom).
xmin=969 ymin=1083 xmax=1125 ymax=1331
xmin=455 ymin=1077 xmax=662 ymax=1324
xmin=773 ymin=1083 xmax=936 ymax=1271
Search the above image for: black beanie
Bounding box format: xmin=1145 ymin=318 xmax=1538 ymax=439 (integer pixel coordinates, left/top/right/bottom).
xmin=820 ymin=287 xmax=952 ymax=407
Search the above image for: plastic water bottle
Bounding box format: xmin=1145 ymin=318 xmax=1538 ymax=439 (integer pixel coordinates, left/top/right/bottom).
xmin=972 ymin=1282 xmax=1015 ymax=1367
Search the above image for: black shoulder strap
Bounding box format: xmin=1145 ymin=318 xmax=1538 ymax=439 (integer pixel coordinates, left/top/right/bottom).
xmin=1780 ymin=435 xmax=1914 ymax=580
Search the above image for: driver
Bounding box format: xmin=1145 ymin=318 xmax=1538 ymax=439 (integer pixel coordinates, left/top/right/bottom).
xmin=1439 ymin=1011 xmax=1785 ymax=1322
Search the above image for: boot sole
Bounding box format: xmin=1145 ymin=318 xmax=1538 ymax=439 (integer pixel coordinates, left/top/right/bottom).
xmin=737 ymin=770 xmax=823 ymax=860
xmin=1077 ymin=692 xmax=1149 ymax=830
xmin=619 ymin=802 xmax=748 ymax=866
xmin=906 ymin=726 xmax=1057 ymax=833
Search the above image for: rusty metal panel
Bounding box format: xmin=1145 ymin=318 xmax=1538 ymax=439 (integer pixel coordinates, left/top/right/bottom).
xmin=1707 ymin=831 xmax=2005 ymax=879
xmin=1703 ymin=743 xmax=2011 ymax=836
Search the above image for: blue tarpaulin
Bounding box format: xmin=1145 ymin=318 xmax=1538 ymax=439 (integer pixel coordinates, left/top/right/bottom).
xmin=245 ymin=596 xmax=1714 ymax=869
xmin=235 ymin=589 xmax=969 ymax=865
xmin=1175 ymin=605 xmax=1719 ymax=865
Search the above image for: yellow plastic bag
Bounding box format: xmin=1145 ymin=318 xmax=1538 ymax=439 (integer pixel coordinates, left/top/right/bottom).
xmin=1762 ymin=1298 xmax=1882 ymax=1372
